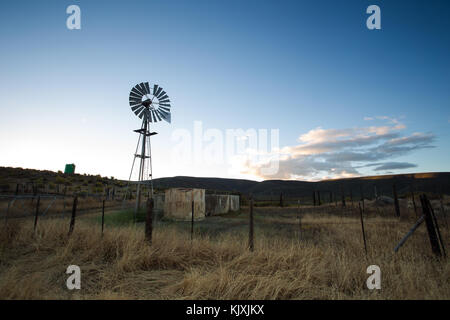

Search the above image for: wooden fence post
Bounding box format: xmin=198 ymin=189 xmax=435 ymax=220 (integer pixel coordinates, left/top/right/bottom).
xmin=33 ymin=196 xmax=40 ymax=234
xmin=279 ymin=192 xmax=283 ymax=207
xmin=420 ymin=194 xmax=442 ymax=257
xmin=145 ymin=198 xmax=153 ymax=244
xmin=428 ymin=198 xmax=446 ymax=258
xmin=359 ymin=202 xmax=367 ymax=256
xmin=191 ymin=200 xmax=194 ymax=241
xmin=297 ymin=200 xmax=302 ymax=240
xmin=4 ymin=199 xmax=13 ymax=227
xmin=350 ymin=189 xmax=353 ymax=207
xmin=439 ymin=195 xmax=448 ymax=231
xmin=360 ymin=185 xmax=365 ymax=211
xmin=341 ymin=189 xmax=346 ymax=207
xmin=411 ymin=188 xmax=418 ymax=218
xmin=312 ymin=191 xmax=316 ymax=206
xmin=101 ymin=199 xmax=105 ymax=236
xmin=249 ymin=196 xmax=254 ymax=252
xmin=68 ymin=196 xmax=78 ymax=236
xmin=317 ymin=191 xmax=321 ymax=206
xmin=393 ymin=184 xmax=400 ymax=218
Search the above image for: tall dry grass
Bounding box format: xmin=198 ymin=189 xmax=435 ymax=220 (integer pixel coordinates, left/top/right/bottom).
xmin=0 ymin=213 xmax=448 ymax=300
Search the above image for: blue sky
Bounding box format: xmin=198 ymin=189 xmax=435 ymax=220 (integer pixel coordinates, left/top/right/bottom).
xmin=0 ymin=0 xmax=449 ymax=181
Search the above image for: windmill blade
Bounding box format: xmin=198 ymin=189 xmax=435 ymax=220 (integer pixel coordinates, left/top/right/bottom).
xmin=131 ymin=87 xmax=144 ymax=98
xmin=159 ymin=103 xmax=171 ymax=107
xmin=154 ymin=109 xmax=162 ymax=121
xmin=164 ymin=112 xmax=171 ymax=123
xmin=144 ymin=82 xmax=151 ymax=95
xmin=153 ymin=84 xmax=159 ymax=95
xmin=138 ymin=108 xmax=147 ymax=119
xmin=159 ymin=94 xmax=169 ymax=101
xmin=129 ymin=97 xmax=142 ymax=105
xmin=152 ymin=110 xmax=158 ymax=122
xmin=134 ymin=106 xmax=144 ymax=116
xmin=141 ymin=82 xmax=149 ymax=95
xmin=138 ymin=83 xmax=147 ymax=95
xmin=129 ymin=100 xmax=142 ymax=107
xmin=134 ymin=106 xmax=144 ymax=114
xmin=156 ymin=109 xmax=168 ymax=120
xmin=158 ymin=106 xmax=171 ymax=112
xmin=130 ymin=101 xmax=141 ymax=108
xmin=157 ymin=108 xmax=169 ymax=116
xmin=157 ymin=90 xmax=166 ymax=99
xmin=155 ymin=110 xmax=161 ymax=122
xmin=129 ymin=100 xmax=141 ymax=107
xmin=129 ymin=93 xmax=142 ymax=100
xmin=157 ymin=108 xmax=171 ymax=121
xmin=134 ymin=85 xmax=145 ymax=97
xmin=159 ymin=108 xmax=171 ymax=115
xmin=131 ymin=105 xmax=143 ymax=112
xmin=158 ymin=99 xmax=170 ymax=103
xmin=156 ymin=90 xmax=166 ymax=98
xmin=130 ymin=90 xmax=141 ymax=98
xmin=135 ymin=84 xmax=146 ymax=96
xmin=154 ymin=86 xmax=163 ymax=98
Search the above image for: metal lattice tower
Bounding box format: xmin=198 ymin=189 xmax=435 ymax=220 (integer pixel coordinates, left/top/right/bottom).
xmin=127 ymin=82 xmax=171 ymax=221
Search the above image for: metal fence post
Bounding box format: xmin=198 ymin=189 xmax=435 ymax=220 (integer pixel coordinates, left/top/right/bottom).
xmin=68 ymin=196 xmax=78 ymax=236
xmin=33 ymin=196 xmax=40 ymax=234
xmin=101 ymin=199 xmax=105 ymax=236
xmin=249 ymin=196 xmax=254 ymax=252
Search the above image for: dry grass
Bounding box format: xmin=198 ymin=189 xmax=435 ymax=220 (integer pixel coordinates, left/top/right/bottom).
xmin=0 ymin=209 xmax=449 ymax=300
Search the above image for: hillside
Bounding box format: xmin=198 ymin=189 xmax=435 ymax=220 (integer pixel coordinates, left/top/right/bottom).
xmin=151 ymin=173 xmax=450 ymax=199
xmin=1 ymin=166 xmax=449 ymax=200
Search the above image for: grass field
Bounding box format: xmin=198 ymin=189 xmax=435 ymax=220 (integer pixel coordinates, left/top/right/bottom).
xmin=0 ymin=205 xmax=448 ymax=300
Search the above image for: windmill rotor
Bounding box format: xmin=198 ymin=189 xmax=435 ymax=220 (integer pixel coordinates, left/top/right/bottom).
xmin=129 ymin=82 xmax=171 ymax=123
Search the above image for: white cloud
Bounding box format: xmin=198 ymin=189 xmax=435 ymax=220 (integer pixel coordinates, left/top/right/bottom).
xmin=238 ymin=117 xmax=435 ymax=181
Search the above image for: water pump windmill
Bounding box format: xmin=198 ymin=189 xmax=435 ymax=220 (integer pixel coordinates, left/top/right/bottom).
xmin=127 ymin=82 xmax=171 ymax=220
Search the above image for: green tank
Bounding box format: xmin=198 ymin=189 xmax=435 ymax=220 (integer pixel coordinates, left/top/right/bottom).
xmin=64 ymin=164 xmax=76 ymax=174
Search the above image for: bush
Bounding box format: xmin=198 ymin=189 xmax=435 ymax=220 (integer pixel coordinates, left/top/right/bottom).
xmin=55 ymin=176 xmax=66 ymax=185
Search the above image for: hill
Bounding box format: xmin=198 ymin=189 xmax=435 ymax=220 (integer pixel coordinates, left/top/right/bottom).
xmin=153 ymin=172 xmax=450 ymax=199
xmin=0 ymin=166 xmax=449 ymax=200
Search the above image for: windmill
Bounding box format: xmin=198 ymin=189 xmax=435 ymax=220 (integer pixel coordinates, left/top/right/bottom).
xmin=127 ymin=82 xmax=171 ymax=220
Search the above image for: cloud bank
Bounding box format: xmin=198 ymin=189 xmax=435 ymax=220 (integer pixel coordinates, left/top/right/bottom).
xmin=240 ymin=116 xmax=435 ymax=181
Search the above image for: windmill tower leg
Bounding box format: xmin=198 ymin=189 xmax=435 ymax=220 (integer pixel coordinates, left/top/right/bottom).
xmin=135 ymin=118 xmax=148 ymax=222
xmin=148 ymin=122 xmax=154 ymax=197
